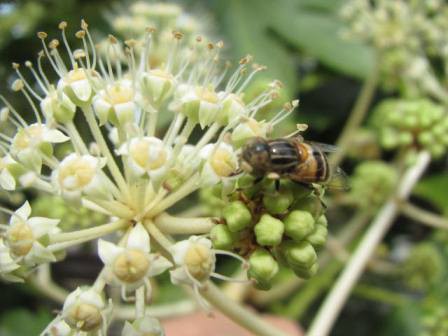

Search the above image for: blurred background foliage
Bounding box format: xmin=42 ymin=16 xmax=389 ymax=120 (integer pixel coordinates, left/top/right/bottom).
xmin=0 ymin=0 xmax=447 ymax=335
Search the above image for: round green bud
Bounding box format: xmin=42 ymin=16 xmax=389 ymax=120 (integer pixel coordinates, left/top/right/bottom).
xmin=254 ymin=214 xmax=284 ymax=246
xmin=398 ymin=132 xmax=413 ymax=146
xmin=248 ymin=248 xmax=279 ymax=290
xmin=306 ymin=224 xmax=328 ymax=248
xmin=418 ymin=131 xmax=434 ymax=146
xmin=284 ymin=210 xmax=315 ymax=241
xmin=293 ymin=262 xmax=318 ymax=279
xmin=281 ymin=241 xmax=317 ymax=269
xmin=282 ymin=180 xmax=312 ymax=199
xmin=316 ymin=215 xmax=328 ymax=227
xmin=237 ymin=174 xmax=256 ymax=189
xmin=262 ymin=188 xmax=294 ymax=214
xmin=429 ymin=143 xmax=446 ymax=158
xmin=380 ymin=128 xmax=399 ymax=149
xmin=210 ymin=224 xmax=237 ymax=250
xmin=223 ymin=201 xmax=252 ymax=233
xmin=293 ymin=195 xmax=322 ymax=219
xmin=403 ymin=114 xmax=418 ymax=128
xmin=39 ymin=142 xmax=54 ymax=157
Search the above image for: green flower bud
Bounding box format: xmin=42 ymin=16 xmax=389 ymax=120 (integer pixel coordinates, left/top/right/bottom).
xmin=284 ymin=210 xmax=315 ymax=241
xmin=210 ymin=224 xmax=237 ymax=250
xmin=418 ymin=131 xmax=434 ymax=146
xmin=223 ymin=201 xmax=252 ymax=232
xmin=398 ymin=132 xmax=413 ymax=146
xmin=293 ymin=195 xmax=323 ymax=219
xmin=262 ymin=188 xmax=294 ymax=214
xmin=281 ymin=241 xmax=317 ymax=269
xmin=429 ymin=143 xmax=446 ymax=158
xmin=254 ymin=214 xmax=284 ymax=246
xmin=293 ymin=262 xmax=318 ymax=279
xmin=316 ymin=215 xmax=328 ymax=227
xmin=306 ymin=224 xmax=328 ymax=248
xmin=248 ymin=248 xmax=279 ymax=290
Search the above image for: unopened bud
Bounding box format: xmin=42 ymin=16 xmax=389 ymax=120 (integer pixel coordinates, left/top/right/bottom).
xmin=254 ymin=214 xmax=284 ymax=247
xmin=223 ymin=201 xmax=252 ymax=233
xmin=284 ymin=210 xmax=315 ymax=241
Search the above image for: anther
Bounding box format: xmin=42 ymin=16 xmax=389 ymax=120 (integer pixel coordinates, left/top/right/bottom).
xmin=173 ymin=31 xmax=184 ymax=40
xmin=11 ymin=79 xmax=24 ymax=92
xmin=37 ymin=32 xmax=48 ymax=40
xmin=25 ymin=61 xmax=32 ymax=68
xmin=75 ymin=30 xmax=86 ymax=39
xmin=216 ymin=41 xmax=224 ymax=49
xmin=81 ymin=19 xmax=88 ymax=30
xmin=58 ymin=21 xmax=68 ymax=30
xmin=108 ymin=34 xmax=118 ymax=44
xmin=239 ymin=55 xmax=253 ymax=65
xmin=146 ymin=26 xmax=157 ymax=33
xmin=49 ymin=39 xmax=60 ymax=49
xmin=11 ymin=63 xmax=20 ymax=70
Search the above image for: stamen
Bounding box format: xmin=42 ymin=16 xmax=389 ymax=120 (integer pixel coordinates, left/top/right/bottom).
xmin=139 ymin=27 xmax=155 ymax=73
xmin=210 ymin=272 xmax=251 ymax=283
xmin=166 ymin=31 xmax=183 ymax=73
xmin=49 ymin=40 xmax=68 ymax=74
xmin=0 ymin=96 xmax=28 ymax=128
xmin=11 ymin=79 xmax=42 ymax=124
xmin=11 ymin=63 xmax=42 ymax=101
xmin=81 ymin=20 xmax=97 ymax=69
xmin=37 ymin=32 xmax=64 ymax=78
xmin=236 ymin=63 xmax=267 ymax=95
xmin=58 ymin=21 xmax=76 ymax=67
xmin=24 ymin=61 xmax=49 ymax=94
xmin=37 ymin=52 xmax=51 ymax=88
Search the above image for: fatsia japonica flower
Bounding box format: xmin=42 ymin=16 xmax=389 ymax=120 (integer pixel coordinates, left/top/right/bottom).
xmin=0 ymin=7 xmax=303 ymax=334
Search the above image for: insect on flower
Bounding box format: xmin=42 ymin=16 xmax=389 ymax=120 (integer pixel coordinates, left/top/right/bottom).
xmin=240 ymin=135 xmax=350 ymax=191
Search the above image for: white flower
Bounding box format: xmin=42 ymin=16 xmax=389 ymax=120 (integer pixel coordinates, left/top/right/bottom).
xmin=52 ymin=153 xmax=107 ymax=199
xmin=40 ymin=88 xmax=77 ymax=124
xmin=57 ymin=67 xmax=99 ymax=106
xmin=41 ymin=320 xmax=72 ymax=336
xmin=179 ymin=85 xmax=221 ymax=128
xmin=0 ymin=155 xmax=18 ymax=190
xmin=169 ymin=236 xmax=216 ymax=288
xmin=122 ymin=316 xmax=165 ymax=336
xmin=61 ymin=287 xmax=110 ymax=334
xmin=117 ymin=137 xmax=171 ymax=180
xmin=231 ymin=118 xmax=268 ymax=148
xmin=216 ymin=92 xmax=246 ymax=125
xmin=98 ymin=223 xmax=172 ymax=291
xmin=199 ymin=143 xmax=238 ymax=185
xmin=5 ymin=201 xmax=59 ymax=265
xmin=0 ymin=238 xmax=21 ymax=282
xmin=140 ymin=69 xmax=175 ymax=104
xmin=93 ymin=80 xmax=136 ymax=126
xmin=11 ymin=123 xmax=69 ymax=171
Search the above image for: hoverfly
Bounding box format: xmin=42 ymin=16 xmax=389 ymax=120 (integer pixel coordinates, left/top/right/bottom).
xmin=240 ymin=136 xmax=349 ymax=191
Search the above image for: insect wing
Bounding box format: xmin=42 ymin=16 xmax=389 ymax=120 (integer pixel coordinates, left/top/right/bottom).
xmin=325 ymin=166 xmax=350 ymax=191
xmin=306 ymin=141 xmax=339 ymax=153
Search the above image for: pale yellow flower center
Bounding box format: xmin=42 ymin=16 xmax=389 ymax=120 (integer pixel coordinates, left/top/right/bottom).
xmin=149 ymin=69 xmax=174 ymax=81
xmin=66 ymin=68 xmax=88 ymax=83
xmin=184 ymin=243 xmax=213 ymax=281
xmin=130 ymin=141 xmax=167 ymax=170
xmin=13 ymin=125 xmax=44 ymax=150
xmin=113 ymin=249 xmax=150 ymax=283
xmin=105 ymin=85 xmax=134 ymax=105
xmin=58 ymin=159 xmax=95 ymax=190
xmin=7 ymin=221 xmax=34 ymax=257
xmin=196 ymin=87 xmax=218 ymax=104
xmin=210 ymin=148 xmax=237 ymax=177
xmin=65 ymin=303 xmax=102 ymax=332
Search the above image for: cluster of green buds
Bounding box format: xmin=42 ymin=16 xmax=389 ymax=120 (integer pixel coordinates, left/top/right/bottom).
xmin=372 ymin=98 xmax=448 ymax=158
xmin=348 ymin=161 xmax=397 ymax=210
xmin=341 ymin=0 xmax=448 ymax=96
xmin=32 ymin=195 xmax=106 ymax=231
xmin=209 ymin=177 xmax=327 ymax=289
xmin=401 ymin=242 xmax=444 ymax=292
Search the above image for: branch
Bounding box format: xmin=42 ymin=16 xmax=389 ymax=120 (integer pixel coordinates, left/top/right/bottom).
xmin=154 ymin=212 xmax=216 ymax=235
xmin=400 ymin=201 xmax=448 ymax=230
xmin=307 ymin=151 xmax=431 ymax=336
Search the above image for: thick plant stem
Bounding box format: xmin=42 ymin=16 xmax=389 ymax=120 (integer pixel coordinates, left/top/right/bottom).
xmin=146 ymin=223 xmax=289 ymax=336
xmin=400 ymin=201 xmax=448 ymax=229
xmin=200 ymin=283 xmax=289 ymax=336
xmin=154 ymin=212 xmax=216 ymax=234
xmin=330 ymin=60 xmax=380 ymax=167
xmin=307 ymin=151 xmax=431 ymax=336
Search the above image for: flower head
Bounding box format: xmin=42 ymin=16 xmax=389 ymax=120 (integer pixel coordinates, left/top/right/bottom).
xmin=122 ymin=315 xmax=165 ymax=336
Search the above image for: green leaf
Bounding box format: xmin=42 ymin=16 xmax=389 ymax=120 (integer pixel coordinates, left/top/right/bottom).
xmin=214 ymin=0 xmax=299 ymax=95
xmin=0 ymin=309 xmax=52 ymax=336
xmin=268 ymin=1 xmax=375 ymax=79
xmin=414 ymin=174 xmax=448 ymax=216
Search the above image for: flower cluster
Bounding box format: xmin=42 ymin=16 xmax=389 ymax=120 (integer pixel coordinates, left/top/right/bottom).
xmin=341 ymin=0 xmax=448 ymax=96
xmin=207 ymin=178 xmax=328 ymax=289
xmin=348 ymin=161 xmax=398 ymax=210
xmin=371 ymin=98 xmax=448 ymax=158
xmin=0 ymin=15 xmax=301 ymax=334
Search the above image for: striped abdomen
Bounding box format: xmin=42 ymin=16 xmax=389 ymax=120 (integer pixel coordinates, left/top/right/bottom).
xmin=289 ymin=142 xmax=330 ymax=183
xmin=267 ymin=139 xmax=299 ymax=172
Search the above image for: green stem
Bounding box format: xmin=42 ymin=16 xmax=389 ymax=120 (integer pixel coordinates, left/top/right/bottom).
xmin=330 ymin=59 xmax=380 ymax=167
xmin=353 ymin=284 xmax=409 ymax=306
xmin=154 ymin=212 xmax=216 ymax=234
xmin=82 ymin=106 xmax=130 ymax=199
xmin=400 ymin=201 xmax=448 ymax=230
xmin=49 ymin=219 xmax=128 ymax=244
xmin=307 ymin=151 xmax=431 ymax=336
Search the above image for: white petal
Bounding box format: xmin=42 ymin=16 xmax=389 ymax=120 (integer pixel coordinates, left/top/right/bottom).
xmin=27 ymin=217 xmax=60 ymax=238
xmin=98 ymin=239 xmax=122 ymax=265
xmin=127 ymin=223 xmax=150 ymax=252
xmin=70 ymin=79 xmax=92 ymax=102
xmin=122 ymin=321 xmax=138 ymax=336
xmin=0 ymin=169 xmax=16 ymax=190
xmin=200 ymin=162 xmax=220 ymax=186
xmin=170 ymin=240 xmax=191 ymax=265
xmin=42 ymin=129 xmax=70 ymax=143
xmin=147 ymin=255 xmax=172 ymax=277
xmin=63 ymin=287 xmax=82 ymax=311
xmin=79 ymin=288 xmax=105 ymax=309
xmin=114 ymin=101 xmax=136 ymax=124
xmin=169 ymin=267 xmax=191 ymax=286
xmin=15 ymin=201 xmax=32 ymax=221
xmin=27 ymin=242 xmax=56 ymax=264
xmin=93 ymin=96 xmax=112 ymax=125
